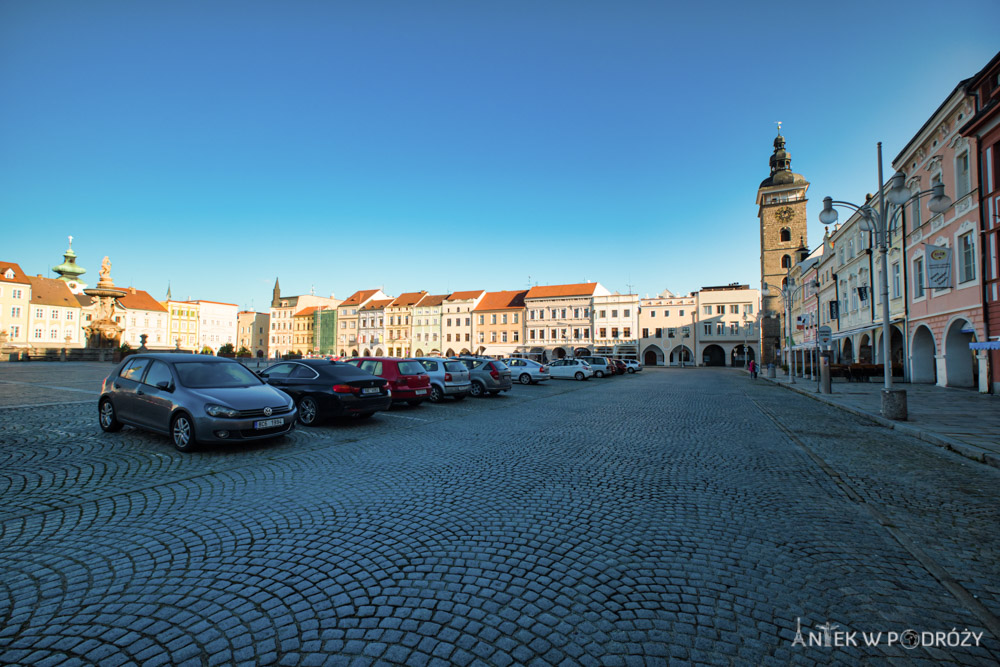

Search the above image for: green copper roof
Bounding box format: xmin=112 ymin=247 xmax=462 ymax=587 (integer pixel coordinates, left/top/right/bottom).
xmin=53 ymin=247 xmax=86 ymax=281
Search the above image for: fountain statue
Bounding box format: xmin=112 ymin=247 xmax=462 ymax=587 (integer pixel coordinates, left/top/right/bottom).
xmin=83 ymin=256 xmax=127 ymax=357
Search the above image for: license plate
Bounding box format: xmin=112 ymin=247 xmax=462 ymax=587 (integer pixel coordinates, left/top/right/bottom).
xmin=254 ymin=418 xmax=284 ymax=429
xmin=362 ymin=387 xmax=380 ymax=395
xmin=415 ymin=389 xmax=427 ymax=395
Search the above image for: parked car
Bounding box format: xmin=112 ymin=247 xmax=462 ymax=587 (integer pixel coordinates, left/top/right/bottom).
xmin=577 ymin=356 xmax=614 ymax=378
xmin=610 ymin=359 xmax=627 ymax=375
xmin=413 ymin=357 xmax=471 ymax=402
xmin=547 ymin=358 xmax=594 ymax=380
xmin=343 ymin=357 xmax=431 ymax=406
xmin=452 ymin=356 xmax=512 ymax=396
xmin=257 ymin=359 xmax=391 ymax=425
xmin=98 ymin=353 xmax=296 ymax=452
xmin=622 ymin=359 xmax=642 ymax=373
xmin=502 ymin=357 xmax=551 ymax=385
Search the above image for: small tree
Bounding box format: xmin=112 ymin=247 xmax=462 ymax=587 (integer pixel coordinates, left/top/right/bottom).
xmin=119 ymin=342 xmax=132 ymax=353
xmin=218 ymin=343 xmax=235 ymax=355
xmin=200 ymin=345 xmax=214 ymax=355
xmin=236 ymin=345 xmax=251 ymax=357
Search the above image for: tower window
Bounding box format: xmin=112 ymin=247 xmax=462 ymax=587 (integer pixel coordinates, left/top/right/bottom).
xmin=781 ymin=254 xmax=791 ymax=269
xmin=780 ymin=228 xmax=791 ymax=242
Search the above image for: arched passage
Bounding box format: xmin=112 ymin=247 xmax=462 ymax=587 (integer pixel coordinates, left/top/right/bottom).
xmin=945 ymin=319 xmax=977 ymax=388
xmin=841 ymin=338 xmax=854 ymax=364
xmin=858 ymin=334 xmax=873 ymax=364
xmin=910 ymin=325 xmax=936 ymax=384
xmin=415 ymin=349 xmax=424 ymax=357
xmin=446 ymin=348 xmax=456 ymax=357
xmin=553 ymin=347 xmax=567 ymax=359
xmin=642 ymin=345 xmax=664 ymax=366
xmin=702 ymin=344 xmax=726 ymax=366
xmin=670 ymin=345 xmax=692 ymax=366
xmin=731 ymin=345 xmax=754 ymax=366
xmin=363 ymin=348 xmax=371 ymax=356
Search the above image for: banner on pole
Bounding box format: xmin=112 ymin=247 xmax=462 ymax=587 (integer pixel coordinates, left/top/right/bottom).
xmin=925 ymin=244 xmax=952 ymax=289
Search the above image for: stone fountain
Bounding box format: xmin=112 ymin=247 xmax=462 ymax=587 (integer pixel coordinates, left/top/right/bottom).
xmin=83 ymin=256 xmax=126 ymax=359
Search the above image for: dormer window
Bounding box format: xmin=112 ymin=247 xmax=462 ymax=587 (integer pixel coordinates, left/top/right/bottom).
xmin=3 ymin=269 xmax=13 ymax=280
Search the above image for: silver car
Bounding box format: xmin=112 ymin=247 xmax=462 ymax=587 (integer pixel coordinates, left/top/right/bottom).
xmin=413 ymin=357 xmax=472 ymax=402
xmin=98 ymin=353 xmax=297 ymax=452
xmin=501 ymin=357 xmax=551 ymax=385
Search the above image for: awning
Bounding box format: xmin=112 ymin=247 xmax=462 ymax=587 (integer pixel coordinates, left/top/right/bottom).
xmin=970 ymin=341 xmax=1000 ymax=350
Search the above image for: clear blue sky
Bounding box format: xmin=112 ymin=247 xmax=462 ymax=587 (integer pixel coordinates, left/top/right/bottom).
xmin=2 ymin=1 xmax=997 ymax=310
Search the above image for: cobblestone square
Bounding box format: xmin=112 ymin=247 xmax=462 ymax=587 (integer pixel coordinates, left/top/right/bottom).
xmin=1 ymin=363 xmax=998 ymax=665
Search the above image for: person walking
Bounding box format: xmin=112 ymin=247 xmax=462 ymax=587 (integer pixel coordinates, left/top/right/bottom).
xmin=748 ymin=359 xmax=757 ymax=379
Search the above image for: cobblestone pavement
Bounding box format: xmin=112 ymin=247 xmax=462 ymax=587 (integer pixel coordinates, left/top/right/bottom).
xmin=1 ymin=364 xmax=999 ymax=665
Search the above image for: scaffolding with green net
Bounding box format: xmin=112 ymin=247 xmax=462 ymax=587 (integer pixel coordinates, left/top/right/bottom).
xmin=315 ymin=309 xmax=339 ymax=355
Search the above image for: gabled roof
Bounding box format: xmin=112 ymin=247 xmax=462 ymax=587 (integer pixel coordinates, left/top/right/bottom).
xmin=0 ymin=261 xmax=30 ymax=285
xmin=341 ymin=289 xmax=381 ymax=306
xmin=294 ymin=306 xmax=326 ymax=317
xmin=525 ymin=283 xmax=599 ymax=299
xmin=360 ymin=298 xmax=394 ymax=311
xmin=473 ymin=290 xmax=528 ymax=311
xmin=419 ymin=294 xmax=448 ymax=307
xmin=117 ymin=287 xmax=169 ymax=312
xmin=27 ymin=275 xmax=78 ymax=308
xmin=446 ymin=290 xmax=485 ymax=301
xmin=76 ymin=294 xmax=95 ymax=307
xmin=388 ymin=291 xmax=428 ymax=308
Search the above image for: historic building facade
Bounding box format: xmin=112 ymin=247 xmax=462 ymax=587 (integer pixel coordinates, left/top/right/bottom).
xmin=442 ymin=291 xmax=484 ymax=356
xmin=359 ymin=299 xmax=392 ymax=356
xmin=385 ymin=291 xmax=428 ymax=358
xmin=337 ymin=289 xmax=387 ymax=357
xmin=522 ymin=282 xmax=609 ymax=360
xmin=1 ymin=262 xmax=33 ymax=347
xmin=473 ymin=290 xmax=526 ymax=357
xmin=757 ymin=129 xmax=810 ymax=365
xmin=894 ymin=83 xmax=985 ymax=390
xmin=638 ymin=290 xmax=697 ymax=366
xmin=591 ymin=293 xmax=639 ymax=361
xmin=237 ymin=311 xmax=270 ymax=357
xmin=412 ymin=294 xmax=446 ymax=357
xmin=118 ymin=287 xmax=170 ymax=349
xmin=269 ymin=278 xmax=340 ymax=358
xmin=695 ymin=284 xmax=761 ymax=368
xmin=960 ymin=51 xmax=1000 ymax=393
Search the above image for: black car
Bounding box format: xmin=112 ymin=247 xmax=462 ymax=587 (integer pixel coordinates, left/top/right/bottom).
xmin=257 ymin=359 xmax=392 ymax=425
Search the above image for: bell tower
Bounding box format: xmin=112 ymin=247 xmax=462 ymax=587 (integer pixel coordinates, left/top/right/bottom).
xmin=756 ymin=125 xmax=809 ymax=364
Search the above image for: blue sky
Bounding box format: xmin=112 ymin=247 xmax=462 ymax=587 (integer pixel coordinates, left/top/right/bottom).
xmin=1 ymin=1 xmax=997 ymax=310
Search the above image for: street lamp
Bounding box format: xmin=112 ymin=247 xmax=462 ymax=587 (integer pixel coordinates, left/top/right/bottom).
xmin=762 ymin=277 xmax=817 ymax=384
xmin=818 ymin=142 xmax=951 ymax=419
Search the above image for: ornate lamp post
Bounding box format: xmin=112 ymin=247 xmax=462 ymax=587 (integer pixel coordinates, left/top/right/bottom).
xmin=761 ymin=278 xmax=816 ymax=384
xmin=818 ymin=143 xmax=951 ymax=419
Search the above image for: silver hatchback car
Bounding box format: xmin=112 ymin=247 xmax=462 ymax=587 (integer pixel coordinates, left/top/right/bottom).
xmin=501 ymin=357 xmax=551 ymax=384
xmin=413 ymin=357 xmax=472 ymax=402
xmin=98 ymin=353 xmax=297 ymax=452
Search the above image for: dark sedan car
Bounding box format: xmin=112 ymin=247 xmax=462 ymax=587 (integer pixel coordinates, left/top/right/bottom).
xmin=257 ymin=359 xmax=392 ymax=424
xmin=98 ymin=353 xmax=297 ymax=452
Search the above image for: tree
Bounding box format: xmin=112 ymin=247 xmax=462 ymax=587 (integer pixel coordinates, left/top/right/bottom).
xmin=236 ymin=345 xmax=251 ymax=357
xmin=218 ymin=343 xmax=235 ymax=355
xmin=200 ymin=345 xmax=214 ymax=355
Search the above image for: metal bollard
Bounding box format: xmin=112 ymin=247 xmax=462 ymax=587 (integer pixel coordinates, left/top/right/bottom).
xmin=819 ymin=351 xmax=832 ymax=394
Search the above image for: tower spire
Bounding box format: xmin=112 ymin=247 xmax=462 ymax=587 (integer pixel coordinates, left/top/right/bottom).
xmin=272 ymin=277 xmax=281 ymax=307
xmin=165 ymin=281 xmax=172 ymax=301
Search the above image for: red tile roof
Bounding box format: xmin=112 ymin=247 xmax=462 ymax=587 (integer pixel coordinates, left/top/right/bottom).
xmin=419 ymin=294 xmax=448 ymax=307
xmin=525 ymin=283 xmax=599 ymax=299
xmin=294 ymin=306 xmax=327 ymax=317
xmin=0 ymin=261 xmax=30 ymax=285
xmin=342 ymin=289 xmax=381 ymax=306
xmin=27 ymin=276 xmax=78 ymax=308
xmin=473 ymin=290 xmax=528 ymax=311
xmin=446 ymin=290 xmax=485 ymax=301
xmin=360 ymin=299 xmax=394 ymax=311
xmin=388 ymin=291 xmax=428 ymax=308
xmin=117 ymin=287 xmax=169 ymax=312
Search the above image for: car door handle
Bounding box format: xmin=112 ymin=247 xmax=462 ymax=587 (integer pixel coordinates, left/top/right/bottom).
xmin=113 ymin=383 xmax=121 ymax=389
xmin=136 ymin=389 xmax=145 ymax=396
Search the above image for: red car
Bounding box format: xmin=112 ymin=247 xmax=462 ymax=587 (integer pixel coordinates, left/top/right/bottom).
xmin=344 ymin=357 xmax=431 ymax=406
xmin=611 ymin=359 xmax=627 ymax=375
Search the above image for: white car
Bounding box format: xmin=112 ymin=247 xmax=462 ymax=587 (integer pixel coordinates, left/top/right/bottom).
xmin=502 ymin=357 xmax=551 ymax=385
xmin=547 ymin=358 xmax=593 ymax=380
xmin=622 ymin=359 xmax=642 ymax=373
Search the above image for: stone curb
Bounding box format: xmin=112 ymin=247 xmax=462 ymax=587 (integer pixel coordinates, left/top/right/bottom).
xmin=758 ymin=372 xmax=1000 ymax=470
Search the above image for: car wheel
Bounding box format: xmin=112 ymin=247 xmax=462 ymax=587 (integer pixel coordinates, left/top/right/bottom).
xmin=98 ymin=398 xmax=123 ymax=433
xmin=298 ymin=397 xmax=321 ymax=426
xmin=452 ymin=394 xmax=467 ymax=401
xmin=171 ymin=413 xmax=197 ymax=452
xmin=407 ymin=399 xmax=423 ymax=407
xmin=595 ymin=370 xmax=604 ymax=378
xmin=469 ymin=381 xmax=484 ymax=397
xmin=519 ymin=373 xmax=532 ymax=385
xmin=575 ymin=371 xmax=585 ymax=381
xmin=429 ymin=385 xmax=443 ymax=403
xmin=627 ymin=367 xmax=635 ymax=373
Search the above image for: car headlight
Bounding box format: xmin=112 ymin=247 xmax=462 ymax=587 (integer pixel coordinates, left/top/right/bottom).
xmin=205 ymin=404 xmax=239 ymax=418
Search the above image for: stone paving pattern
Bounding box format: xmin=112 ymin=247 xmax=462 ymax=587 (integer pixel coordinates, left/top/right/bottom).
xmin=1 ymin=363 xmax=998 ymax=665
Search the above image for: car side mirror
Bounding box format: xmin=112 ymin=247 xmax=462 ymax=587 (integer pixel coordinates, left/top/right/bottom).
xmin=156 ymin=380 xmax=173 ymax=392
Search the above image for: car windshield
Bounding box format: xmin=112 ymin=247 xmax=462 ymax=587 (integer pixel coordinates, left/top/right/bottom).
xmin=444 ymin=361 xmax=466 ymax=373
xmin=175 ymin=362 xmax=261 ymax=388
xmin=397 ymin=361 xmax=426 ymax=376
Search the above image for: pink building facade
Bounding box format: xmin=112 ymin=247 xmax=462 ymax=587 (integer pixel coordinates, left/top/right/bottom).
xmin=894 ymin=84 xmax=987 ymax=391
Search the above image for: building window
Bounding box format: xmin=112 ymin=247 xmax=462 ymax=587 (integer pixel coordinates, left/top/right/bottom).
xmin=703 ymin=306 xmax=711 ymax=315
xmin=642 ymin=328 xmax=649 ymax=338
xmin=780 ymin=228 xmax=791 ymax=242
xmin=892 ymin=263 xmax=901 ymax=298
xmin=956 ymin=151 xmax=970 ymax=198
xmin=716 ymin=323 xmax=724 ymax=335
xmin=599 ymin=327 xmax=607 ymax=338
xmin=781 ymin=254 xmax=792 ymax=269
xmin=35 ymin=308 xmax=43 ymax=319
xmin=914 ymin=257 xmax=925 ymax=298
xmin=703 ymin=324 xmax=712 ymax=335
xmin=959 ymin=232 xmax=975 ymax=283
